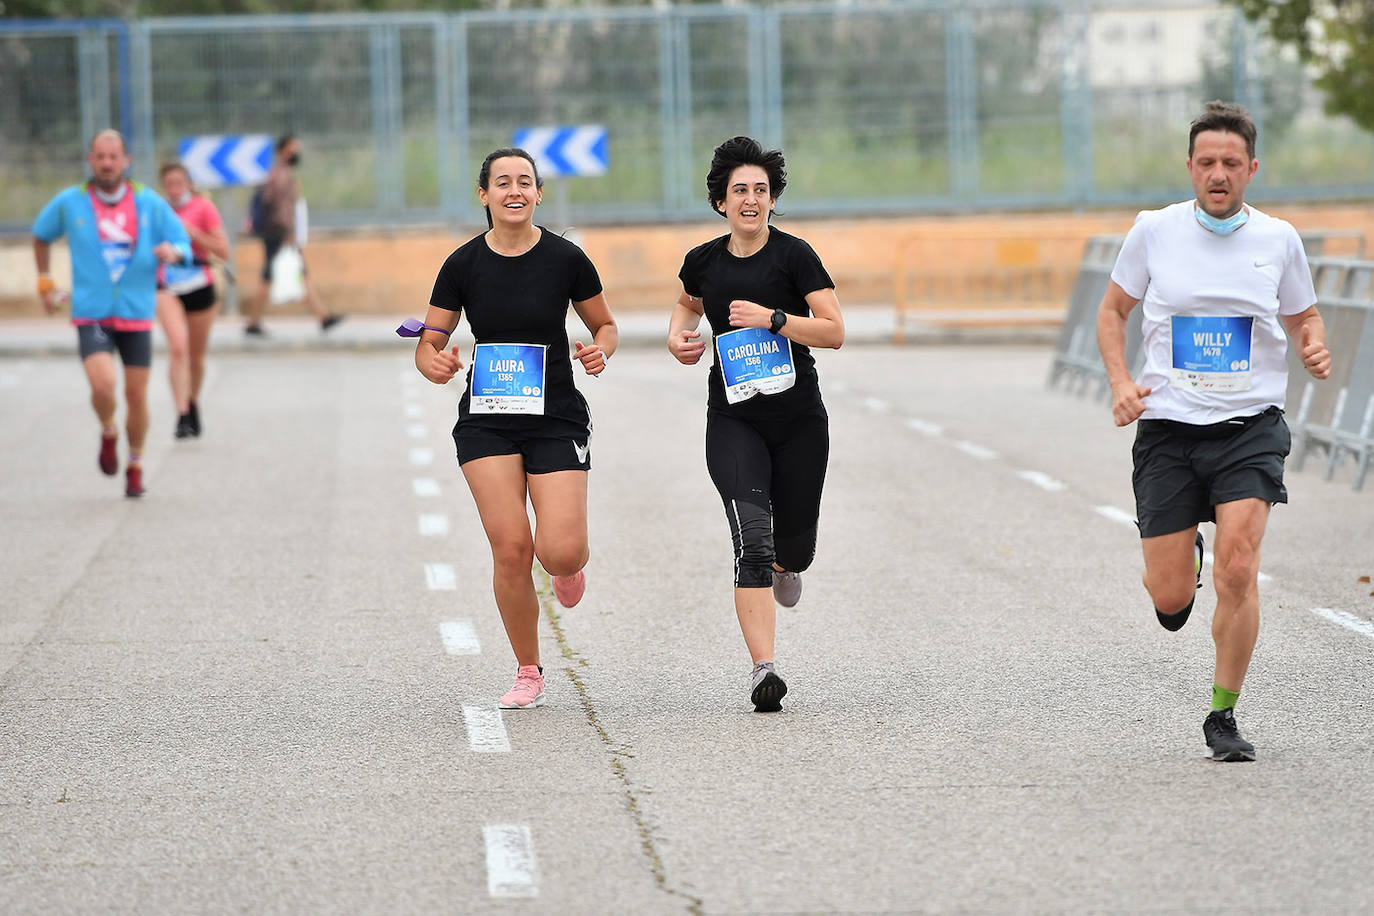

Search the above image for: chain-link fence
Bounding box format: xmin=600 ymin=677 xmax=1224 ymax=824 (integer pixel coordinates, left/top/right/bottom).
xmin=2 ymin=0 xmax=1372 ymax=235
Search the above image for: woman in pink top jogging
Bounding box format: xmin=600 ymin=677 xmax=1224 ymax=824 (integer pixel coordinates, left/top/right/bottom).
xmin=157 ymin=162 xmax=229 ymax=438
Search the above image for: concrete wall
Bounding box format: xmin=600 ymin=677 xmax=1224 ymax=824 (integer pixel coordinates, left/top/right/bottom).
xmin=4 ymin=203 xmax=1370 ymax=318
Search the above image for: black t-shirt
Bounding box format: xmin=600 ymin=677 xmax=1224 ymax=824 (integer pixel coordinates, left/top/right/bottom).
xmin=678 ymin=227 xmax=834 ymax=419
xmin=430 ymin=228 xmax=603 ymax=430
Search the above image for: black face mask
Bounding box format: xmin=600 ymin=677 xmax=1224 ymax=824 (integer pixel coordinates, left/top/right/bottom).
xmin=286 ymin=153 xmax=301 ymax=167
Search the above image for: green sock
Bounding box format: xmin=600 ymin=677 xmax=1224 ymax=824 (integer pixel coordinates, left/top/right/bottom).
xmin=1211 ymin=684 xmax=1240 ymax=711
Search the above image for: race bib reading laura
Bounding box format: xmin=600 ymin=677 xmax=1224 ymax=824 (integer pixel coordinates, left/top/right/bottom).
xmin=1170 ymin=316 xmax=1254 ymax=392
xmin=715 ymin=327 xmax=795 ymax=404
xmin=470 ymin=343 xmax=547 ymax=414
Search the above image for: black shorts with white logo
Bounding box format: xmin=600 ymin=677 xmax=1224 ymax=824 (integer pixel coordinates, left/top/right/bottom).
xmin=452 ymin=417 xmax=592 ymax=474
xmin=1131 ymin=406 xmax=1290 ymax=538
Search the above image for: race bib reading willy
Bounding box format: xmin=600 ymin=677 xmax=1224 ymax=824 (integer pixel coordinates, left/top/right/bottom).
xmin=1170 ymin=316 xmax=1255 ymax=392
xmin=715 ymin=327 xmax=796 ymax=404
xmin=470 ymin=343 xmax=547 ymax=414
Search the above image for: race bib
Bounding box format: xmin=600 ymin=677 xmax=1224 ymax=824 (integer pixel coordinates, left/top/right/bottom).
xmin=470 ymin=343 xmax=547 ymax=415
xmin=715 ymin=327 xmax=796 ymax=404
xmin=163 ymin=261 xmax=211 ymax=295
xmin=1170 ymin=316 xmax=1254 ymax=392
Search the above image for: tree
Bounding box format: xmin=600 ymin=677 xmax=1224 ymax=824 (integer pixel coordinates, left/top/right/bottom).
xmin=1222 ymin=0 xmax=1374 ymax=132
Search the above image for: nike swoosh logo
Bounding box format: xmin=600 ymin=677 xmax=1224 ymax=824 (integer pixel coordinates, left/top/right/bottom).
xmin=573 ymin=441 xmax=589 ymax=464
xmin=1253 ymin=260 xmax=1269 ymax=268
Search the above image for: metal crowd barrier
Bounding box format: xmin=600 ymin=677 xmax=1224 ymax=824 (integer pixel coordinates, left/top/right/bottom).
xmin=1289 ymin=258 xmax=1374 ymax=490
xmin=1045 ymin=234 xmax=1127 ymax=397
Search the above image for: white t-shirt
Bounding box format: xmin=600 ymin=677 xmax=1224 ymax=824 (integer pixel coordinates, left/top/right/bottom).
xmin=1111 ymin=200 xmax=1316 ymax=424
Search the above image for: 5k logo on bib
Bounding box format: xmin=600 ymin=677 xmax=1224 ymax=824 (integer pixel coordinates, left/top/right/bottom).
xmin=470 ymin=343 xmax=547 ymax=415
xmin=1170 ymin=315 xmax=1254 ymax=392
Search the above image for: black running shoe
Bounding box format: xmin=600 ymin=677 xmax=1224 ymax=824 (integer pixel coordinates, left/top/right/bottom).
xmin=320 ymin=314 xmax=344 ymax=331
xmin=175 ymin=413 xmax=195 ymax=439
xmin=750 ymin=662 xmax=787 ymax=713
xmin=1203 ymin=708 xmax=1256 ymax=762
xmin=1157 ymin=529 xmax=1205 ymax=631
xmin=188 ymin=399 xmax=201 ymax=437
xmin=244 ymin=323 xmax=267 ymax=337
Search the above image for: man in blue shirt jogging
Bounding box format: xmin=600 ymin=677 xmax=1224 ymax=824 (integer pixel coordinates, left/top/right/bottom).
xmin=32 ymin=129 xmax=192 ymax=498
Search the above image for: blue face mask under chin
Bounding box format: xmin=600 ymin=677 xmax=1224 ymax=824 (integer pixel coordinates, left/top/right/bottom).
xmin=1195 ymin=204 xmax=1249 ymax=236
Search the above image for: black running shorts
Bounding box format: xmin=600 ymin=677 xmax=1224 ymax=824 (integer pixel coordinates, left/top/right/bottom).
xmin=452 ymin=419 xmax=591 ymax=474
xmin=76 ymin=324 xmax=153 ymax=368
xmin=177 ymin=284 xmax=217 ymax=313
xmin=1132 ymin=406 xmax=1290 ymax=539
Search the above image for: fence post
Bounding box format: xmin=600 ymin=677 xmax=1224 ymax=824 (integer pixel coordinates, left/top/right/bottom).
xmin=127 ymin=21 xmax=155 ymax=185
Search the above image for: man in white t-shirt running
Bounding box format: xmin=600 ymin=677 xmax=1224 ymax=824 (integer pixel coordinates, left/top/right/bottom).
xmin=1097 ymin=100 xmax=1331 ymax=762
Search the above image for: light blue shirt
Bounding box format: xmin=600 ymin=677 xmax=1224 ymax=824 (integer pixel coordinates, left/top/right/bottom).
xmin=32 ymin=182 xmax=192 ymax=323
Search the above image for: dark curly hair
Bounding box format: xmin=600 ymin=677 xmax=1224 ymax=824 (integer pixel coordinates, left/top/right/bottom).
xmin=705 ymin=136 xmax=786 ymax=219
xmin=1189 ymin=100 xmax=1256 ymax=161
xmin=478 ymin=147 xmax=543 ymax=229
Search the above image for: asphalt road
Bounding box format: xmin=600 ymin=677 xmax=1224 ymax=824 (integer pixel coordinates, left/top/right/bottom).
xmin=2 ymin=343 xmax=1371 ymax=913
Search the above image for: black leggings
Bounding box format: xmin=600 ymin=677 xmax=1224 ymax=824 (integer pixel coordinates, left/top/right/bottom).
xmin=705 ymin=407 xmax=829 ymax=589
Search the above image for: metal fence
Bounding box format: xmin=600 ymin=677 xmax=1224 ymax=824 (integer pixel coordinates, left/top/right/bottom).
xmin=3 ymin=0 xmax=1373 ymax=235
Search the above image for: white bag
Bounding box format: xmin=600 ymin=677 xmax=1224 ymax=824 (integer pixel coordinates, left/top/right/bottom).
xmin=269 ymin=244 xmax=305 ymax=305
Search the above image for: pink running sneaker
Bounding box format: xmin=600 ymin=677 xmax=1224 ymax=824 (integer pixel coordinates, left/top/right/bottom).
xmin=98 ymin=433 xmax=118 ymax=476
xmin=498 ymin=665 xmax=545 ymax=709
xmin=552 ymin=569 xmax=586 ymax=608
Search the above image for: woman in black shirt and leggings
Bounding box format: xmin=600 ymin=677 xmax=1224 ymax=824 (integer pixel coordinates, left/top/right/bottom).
xmin=415 ymin=148 xmax=618 ymax=710
xmin=668 ymin=136 xmax=845 ymax=712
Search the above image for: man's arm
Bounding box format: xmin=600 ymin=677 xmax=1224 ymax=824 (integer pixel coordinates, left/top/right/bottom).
xmin=1282 ymin=305 xmax=1331 ymax=380
xmin=1096 ymin=280 xmax=1149 ymax=427
xmin=32 ymin=237 xmax=61 ymax=314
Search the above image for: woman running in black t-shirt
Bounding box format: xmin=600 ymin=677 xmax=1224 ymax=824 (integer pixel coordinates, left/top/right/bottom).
xmin=668 ymin=136 xmax=845 ymax=712
xmin=414 ymin=148 xmax=618 ymax=710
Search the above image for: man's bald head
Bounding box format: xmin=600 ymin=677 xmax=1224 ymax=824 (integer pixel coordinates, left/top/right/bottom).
xmin=89 ymin=129 xmax=127 ymax=154
xmin=87 ymin=129 xmax=130 ymax=191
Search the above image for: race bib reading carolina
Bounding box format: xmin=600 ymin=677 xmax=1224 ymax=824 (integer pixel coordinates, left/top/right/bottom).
xmin=1170 ymin=316 xmax=1254 ymax=392
xmin=715 ymin=327 xmax=796 ymax=404
xmin=470 ymin=343 xmax=547 ymax=414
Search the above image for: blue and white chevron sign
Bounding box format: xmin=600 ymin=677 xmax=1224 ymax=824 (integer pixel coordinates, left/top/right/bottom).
xmin=177 ymin=134 xmax=274 ymax=188
xmin=512 ymin=125 xmax=608 ymax=178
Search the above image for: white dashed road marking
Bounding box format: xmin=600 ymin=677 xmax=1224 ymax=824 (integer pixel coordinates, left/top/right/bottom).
xmin=418 ymin=513 xmax=450 ymax=536
xmin=954 ymin=440 xmax=998 ymax=461
xmin=463 ymin=707 xmax=511 ymax=753
xmin=412 ymin=478 xmax=440 ymax=497
xmin=406 ymin=423 xmax=427 ymax=439
xmin=904 ymin=417 xmax=943 ymax=437
xmin=1094 ymin=505 xmax=1137 ymax=527
xmin=484 ymin=824 xmax=539 ymax=897
xmin=1015 ymin=470 xmax=1066 ymax=492
xmin=409 ymin=447 xmax=434 ymax=466
xmin=1312 ymin=607 xmax=1374 ymax=641
xmin=440 ymin=620 xmax=481 ymax=655
xmin=425 ymin=563 xmax=457 ymax=590
xmin=862 ymin=397 xmax=891 ymax=414
xmin=404 ymin=403 xmax=423 ymax=418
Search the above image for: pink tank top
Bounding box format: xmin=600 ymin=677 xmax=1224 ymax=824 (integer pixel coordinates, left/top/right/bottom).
xmin=161 ymin=194 xmax=223 ymax=293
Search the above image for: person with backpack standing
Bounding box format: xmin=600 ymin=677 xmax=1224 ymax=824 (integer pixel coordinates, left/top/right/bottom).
xmin=243 ymin=134 xmax=342 ymax=336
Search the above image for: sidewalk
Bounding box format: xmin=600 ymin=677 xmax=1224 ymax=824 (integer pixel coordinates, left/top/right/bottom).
xmin=0 ymin=305 xmax=1061 ymax=358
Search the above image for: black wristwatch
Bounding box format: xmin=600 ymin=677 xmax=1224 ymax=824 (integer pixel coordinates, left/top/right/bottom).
xmin=769 ymin=308 xmax=788 ymax=334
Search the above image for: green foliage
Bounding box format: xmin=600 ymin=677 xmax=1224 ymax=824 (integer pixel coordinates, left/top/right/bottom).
xmin=0 ymin=0 xmax=484 ymax=16
xmin=1223 ymin=0 xmax=1374 ymax=132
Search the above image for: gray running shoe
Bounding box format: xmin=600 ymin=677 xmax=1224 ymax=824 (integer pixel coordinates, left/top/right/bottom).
xmin=750 ymin=661 xmax=787 ymax=713
xmin=772 ymin=569 xmax=803 ymax=608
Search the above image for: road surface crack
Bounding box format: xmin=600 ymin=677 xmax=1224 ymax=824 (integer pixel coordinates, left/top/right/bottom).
xmin=537 ymin=570 xmax=703 ymax=915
